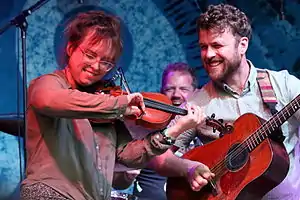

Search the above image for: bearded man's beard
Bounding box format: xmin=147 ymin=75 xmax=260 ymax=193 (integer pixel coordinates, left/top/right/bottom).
xmin=211 ymin=54 xmax=241 ymax=83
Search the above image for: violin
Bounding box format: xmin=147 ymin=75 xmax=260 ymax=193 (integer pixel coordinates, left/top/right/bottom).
xmin=87 ymin=83 xmax=187 ymax=130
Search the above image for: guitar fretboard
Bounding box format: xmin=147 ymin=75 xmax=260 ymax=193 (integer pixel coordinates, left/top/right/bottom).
xmin=245 ymin=94 xmax=300 ymax=151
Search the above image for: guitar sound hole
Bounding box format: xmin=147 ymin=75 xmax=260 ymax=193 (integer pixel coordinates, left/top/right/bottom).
xmin=225 ymin=143 xmax=249 ymax=171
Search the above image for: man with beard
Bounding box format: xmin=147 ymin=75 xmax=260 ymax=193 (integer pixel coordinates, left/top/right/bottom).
xmin=133 ymin=62 xmax=200 ymax=200
xmin=20 ymin=11 xmax=212 ymax=200
xmin=150 ymin=4 xmax=300 ymax=199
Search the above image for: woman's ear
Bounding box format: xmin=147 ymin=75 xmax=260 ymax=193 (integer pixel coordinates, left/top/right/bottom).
xmin=66 ymin=42 xmax=74 ymax=56
xmin=239 ymin=37 xmax=249 ymax=55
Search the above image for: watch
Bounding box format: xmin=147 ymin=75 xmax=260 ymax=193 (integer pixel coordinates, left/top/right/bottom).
xmin=160 ymin=128 xmax=176 ymax=145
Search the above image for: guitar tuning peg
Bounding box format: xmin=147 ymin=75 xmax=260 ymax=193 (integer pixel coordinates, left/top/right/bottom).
xmin=218 ymin=119 xmax=223 ymax=123
xmin=210 ymin=113 xmax=215 ymax=119
xmin=225 ymin=124 xmax=234 ymax=133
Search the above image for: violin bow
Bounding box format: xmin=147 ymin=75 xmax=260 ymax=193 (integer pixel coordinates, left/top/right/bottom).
xmin=117 ymin=67 xmax=132 ymax=94
xmin=113 ymin=67 xmax=187 ymax=116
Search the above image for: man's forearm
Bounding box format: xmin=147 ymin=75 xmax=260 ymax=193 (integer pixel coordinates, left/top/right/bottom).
xmin=148 ymin=149 xmax=199 ymax=178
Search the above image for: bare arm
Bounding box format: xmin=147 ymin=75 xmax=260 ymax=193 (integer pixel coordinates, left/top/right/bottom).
xmin=149 ymin=148 xmax=214 ymax=191
xmin=147 ymin=112 xmax=215 ymax=191
xmin=147 ymin=117 xmax=199 ymax=177
xmin=116 ymin=104 xmax=204 ymax=168
xmin=147 ymin=149 xmax=199 ymax=177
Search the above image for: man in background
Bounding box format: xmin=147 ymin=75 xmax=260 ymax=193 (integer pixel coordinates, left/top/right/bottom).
xmin=133 ymin=62 xmax=200 ymax=200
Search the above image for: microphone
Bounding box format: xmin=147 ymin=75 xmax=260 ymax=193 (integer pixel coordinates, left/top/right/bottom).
xmin=78 ymin=0 xmax=83 ymax=3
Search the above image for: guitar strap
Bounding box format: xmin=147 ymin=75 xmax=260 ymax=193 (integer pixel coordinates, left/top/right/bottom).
xmin=256 ymin=69 xmax=278 ymax=115
xmin=256 ymin=69 xmax=285 ymax=142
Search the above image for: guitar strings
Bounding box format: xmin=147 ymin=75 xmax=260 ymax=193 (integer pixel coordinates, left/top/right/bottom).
xmin=211 ymin=104 xmax=292 ymax=176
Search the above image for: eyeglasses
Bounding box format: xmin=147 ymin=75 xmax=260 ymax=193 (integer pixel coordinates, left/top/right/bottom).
xmin=78 ymin=46 xmax=115 ymax=72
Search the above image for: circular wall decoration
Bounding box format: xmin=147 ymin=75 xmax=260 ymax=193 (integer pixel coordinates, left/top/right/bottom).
xmin=53 ymin=5 xmax=134 ymax=80
xmin=22 ymin=0 xmax=186 ymax=92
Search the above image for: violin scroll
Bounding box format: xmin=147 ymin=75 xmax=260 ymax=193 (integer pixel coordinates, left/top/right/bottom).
xmin=206 ymin=113 xmax=233 ymax=137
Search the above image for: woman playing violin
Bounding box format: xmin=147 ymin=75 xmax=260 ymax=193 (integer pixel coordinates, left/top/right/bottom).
xmin=20 ymin=11 xmax=213 ymax=200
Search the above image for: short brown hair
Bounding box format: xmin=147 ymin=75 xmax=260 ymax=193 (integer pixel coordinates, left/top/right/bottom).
xmin=160 ymin=62 xmax=198 ymax=93
xmin=197 ymin=4 xmax=252 ymax=40
xmin=64 ymin=10 xmax=123 ymax=62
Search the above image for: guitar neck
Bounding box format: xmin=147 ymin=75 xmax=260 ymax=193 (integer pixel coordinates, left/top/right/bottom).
xmin=246 ymin=94 xmax=300 ymax=151
xmin=144 ymin=98 xmax=188 ymax=116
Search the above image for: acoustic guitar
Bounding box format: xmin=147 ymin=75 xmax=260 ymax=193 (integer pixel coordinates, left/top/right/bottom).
xmin=166 ymin=94 xmax=300 ymax=200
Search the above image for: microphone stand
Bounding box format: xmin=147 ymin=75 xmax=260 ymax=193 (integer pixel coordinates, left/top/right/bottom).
xmin=0 ymin=0 xmax=52 ymax=181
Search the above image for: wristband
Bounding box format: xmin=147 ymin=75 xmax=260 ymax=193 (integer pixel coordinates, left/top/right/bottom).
xmin=187 ymin=165 xmax=198 ymax=179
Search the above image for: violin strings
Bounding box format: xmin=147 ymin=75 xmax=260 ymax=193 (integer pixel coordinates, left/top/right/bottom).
xmin=144 ymin=98 xmax=187 ymax=115
xmin=145 ymin=98 xmax=185 ymax=114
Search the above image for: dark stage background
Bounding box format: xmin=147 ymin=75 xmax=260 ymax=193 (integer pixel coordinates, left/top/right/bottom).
xmin=1 ymin=0 xmax=300 ymax=199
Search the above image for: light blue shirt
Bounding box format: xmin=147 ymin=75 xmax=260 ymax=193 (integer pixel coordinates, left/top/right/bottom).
xmin=175 ymin=60 xmax=300 ymax=199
